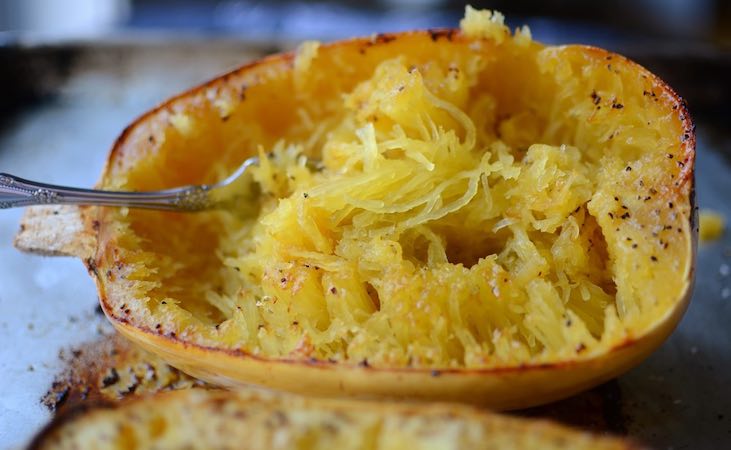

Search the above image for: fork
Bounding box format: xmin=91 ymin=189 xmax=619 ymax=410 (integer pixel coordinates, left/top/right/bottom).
xmin=0 ymin=156 xmax=261 ymax=212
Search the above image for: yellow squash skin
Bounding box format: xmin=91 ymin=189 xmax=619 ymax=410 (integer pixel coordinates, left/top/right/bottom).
xmin=82 ymin=17 xmax=696 ymax=409
xmin=110 ymin=301 xmax=688 ymax=409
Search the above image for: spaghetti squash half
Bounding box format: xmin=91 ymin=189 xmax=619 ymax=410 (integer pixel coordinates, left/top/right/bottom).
xmin=30 ymin=388 xmax=637 ymax=450
xmin=62 ymin=8 xmax=695 ymax=408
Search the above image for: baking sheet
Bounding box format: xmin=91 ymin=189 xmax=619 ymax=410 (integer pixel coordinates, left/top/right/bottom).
xmin=1 ymin=39 xmax=730 ymax=449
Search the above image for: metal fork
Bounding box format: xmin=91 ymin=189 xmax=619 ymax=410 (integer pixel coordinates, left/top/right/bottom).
xmin=0 ymin=156 xmax=261 ymax=212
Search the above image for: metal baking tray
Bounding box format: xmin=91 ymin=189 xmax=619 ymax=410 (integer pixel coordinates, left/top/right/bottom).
xmin=1 ymin=38 xmax=729 ymax=449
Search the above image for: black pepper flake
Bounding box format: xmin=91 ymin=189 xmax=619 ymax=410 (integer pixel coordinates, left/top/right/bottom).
xmin=576 ymin=343 xmax=587 ymax=353
xmin=612 ymin=103 xmax=624 ymax=109
xmin=280 ymin=277 xmax=287 ymax=283
xmin=591 ymin=90 xmax=601 ymax=105
xmin=651 ymin=255 xmax=658 ymax=262
xmin=359 ymin=359 xmax=370 ymax=368
xmin=608 ymin=212 xmax=615 ymax=219
xmin=614 ymin=196 xmax=619 ymax=201
xmin=101 ymin=368 xmax=120 ymax=388
xmin=621 ymin=205 xmax=629 ymax=210
xmin=625 ymin=166 xmax=632 ymax=171
xmin=668 ymin=202 xmax=674 ymax=208
xmin=303 ymin=192 xmax=309 ymax=198
xmin=667 ymin=154 xmax=674 ymax=159
xmin=330 ymin=287 xmax=337 ymax=294
xmin=155 ymin=323 xmax=161 ymax=329
xmin=632 ymin=243 xmax=638 ymax=249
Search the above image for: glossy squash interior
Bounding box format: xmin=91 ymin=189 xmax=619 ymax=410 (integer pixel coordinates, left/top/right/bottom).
xmin=98 ymin=9 xmax=694 ymax=371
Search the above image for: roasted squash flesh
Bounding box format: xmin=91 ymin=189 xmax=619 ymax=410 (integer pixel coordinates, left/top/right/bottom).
xmin=91 ymin=8 xmax=695 ymax=404
xmin=31 ymin=388 xmax=636 ymax=450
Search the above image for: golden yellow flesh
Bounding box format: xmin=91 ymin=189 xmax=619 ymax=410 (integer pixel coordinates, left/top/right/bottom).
xmin=699 ymin=210 xmax=725 ymax=242
xmin=100 ymin=10 xmax=693 ymax=373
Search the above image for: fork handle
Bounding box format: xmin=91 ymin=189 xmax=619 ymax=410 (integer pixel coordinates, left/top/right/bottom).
xmin=0 ymin=173 xmax=210 ymax=211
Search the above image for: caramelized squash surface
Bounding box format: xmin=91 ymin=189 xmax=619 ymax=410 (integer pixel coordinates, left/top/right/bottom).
xmin=31 ymin=388 xmax=638 ymax=450
xmin=91 ymin=8 xmax=695 ymax=407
